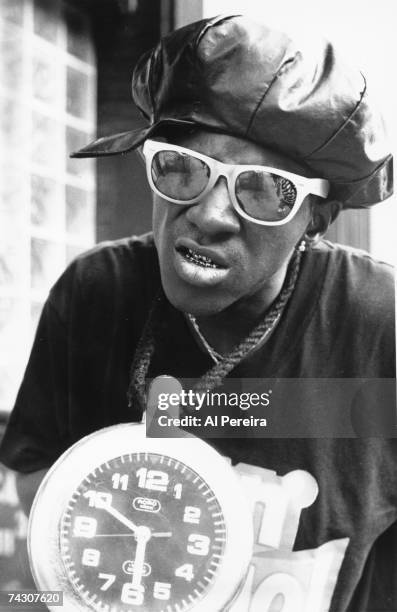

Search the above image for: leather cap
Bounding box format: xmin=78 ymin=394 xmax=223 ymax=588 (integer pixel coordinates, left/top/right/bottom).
xmin=71 ymin=15 xmax=393 ymax=208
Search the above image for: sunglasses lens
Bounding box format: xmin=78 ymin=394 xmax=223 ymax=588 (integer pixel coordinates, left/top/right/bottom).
xmin=236 ymin=171 xmax=297 ymax=221
xmin=151 ymin=151 xmax=210 ymax=201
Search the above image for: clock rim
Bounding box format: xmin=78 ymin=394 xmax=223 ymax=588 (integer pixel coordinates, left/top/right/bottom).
xmin=28 ymin=422 xmax=254 ymax=612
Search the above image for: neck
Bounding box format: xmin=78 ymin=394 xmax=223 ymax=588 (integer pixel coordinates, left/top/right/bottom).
xmin=128 ymin=250 xmax=302 ymax=408
xmin=194 ymin=265 xmax=288 ymax=355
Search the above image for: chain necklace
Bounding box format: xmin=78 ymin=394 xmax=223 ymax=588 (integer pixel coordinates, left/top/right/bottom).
xmin=127 ymin=248 xmax=303 ymax=411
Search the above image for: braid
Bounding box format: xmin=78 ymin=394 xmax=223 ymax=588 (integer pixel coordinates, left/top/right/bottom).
xmin=128 ymin=250 xmax=302 ymax=411
xmin=126 ymin=289 xmax=164 ymax=413
xmin=193 ymin=249 xmax=301 ymax=393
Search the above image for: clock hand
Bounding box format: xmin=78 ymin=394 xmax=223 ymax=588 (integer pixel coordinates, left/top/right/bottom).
xmin=98 ymin=502 xmax=171 ymax=538
xmin=92 ymin=533 xmax=138 ymax=537
xmin=99 ymin=501 xmax=139 ymax=534
xmin=131 ymin=526 xmax=151 ymax=589
xmin=92 ymin=531 xmax=173 ymax=538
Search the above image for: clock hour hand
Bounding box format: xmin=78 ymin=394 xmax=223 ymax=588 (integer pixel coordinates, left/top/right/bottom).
xmin=99 ymin=501 xmax=139 ymax=534
xmin=98 ymin=502 xmax=171 ymax=538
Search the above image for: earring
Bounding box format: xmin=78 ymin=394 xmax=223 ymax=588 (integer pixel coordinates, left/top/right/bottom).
xmin=297 ymin=239 xmax=306 ymax=252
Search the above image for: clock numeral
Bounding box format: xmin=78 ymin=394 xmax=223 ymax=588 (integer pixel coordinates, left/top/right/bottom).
xmin=187 ymin=533 xmax=210 ymax=556
xmin=82 ymin=548 xmax=100 ymax=567
xmin=121 ymin=583 xmax=144 ymax=605
xmin=73 ymin=516 xmax=97 ymax=538
xmin=136 ymin=468 xmax=169 ymax=492
xmin=112 ymin=473 xmax=129 ymax=490
xmin=173 ymin=483 xmax=183 ymax=499
xmin=153 ymin=582 xmax=171 ymax=600
xmin=83 ymin=490 xmax=112 ymax=508
xmin=183 ymin=506 xmax=201 ymax=524
xmin=175 ymin=563 xmax=194 ymax=582
xmin=98 ymin=573 xmax=116 ymax=591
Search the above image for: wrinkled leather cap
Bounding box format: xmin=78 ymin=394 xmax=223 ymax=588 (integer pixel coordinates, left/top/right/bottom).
xmin=71 ymin=15 xmax=393 ymax=208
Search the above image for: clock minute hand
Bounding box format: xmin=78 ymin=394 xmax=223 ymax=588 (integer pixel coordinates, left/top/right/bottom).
xmin=131 ymin=526 xmax=151 ymax=589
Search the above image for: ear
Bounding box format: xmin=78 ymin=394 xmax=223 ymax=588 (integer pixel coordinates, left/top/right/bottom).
xmin=305 ymin=199 xmax=342 ymax=242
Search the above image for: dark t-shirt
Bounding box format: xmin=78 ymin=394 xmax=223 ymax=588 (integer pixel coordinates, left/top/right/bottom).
xmin=0 ymin=234 xmax=396 ymax=611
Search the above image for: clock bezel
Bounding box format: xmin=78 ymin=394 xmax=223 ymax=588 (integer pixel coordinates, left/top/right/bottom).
xmin=28 ymin=423 xmax=254 ymax=611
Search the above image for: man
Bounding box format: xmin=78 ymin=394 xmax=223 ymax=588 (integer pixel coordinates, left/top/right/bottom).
xmin=0 ymin=14 xmax=395 ymax=611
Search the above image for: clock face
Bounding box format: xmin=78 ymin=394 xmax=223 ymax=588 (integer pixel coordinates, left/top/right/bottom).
xmin=59 ymin=452 xmax=227 ymax=612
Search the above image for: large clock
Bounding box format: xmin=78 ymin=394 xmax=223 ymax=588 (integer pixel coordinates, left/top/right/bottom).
xmin=28 ymin=423 xmax=253 ymax=611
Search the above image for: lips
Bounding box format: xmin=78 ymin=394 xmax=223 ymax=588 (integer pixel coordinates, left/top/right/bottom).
xmin=173 ymin=238 xmax=230 ymax=287
xmin=179 ymin=247 xmax=220 ymax=268
xmin=175 ymin=238 xmax=229 ymax=269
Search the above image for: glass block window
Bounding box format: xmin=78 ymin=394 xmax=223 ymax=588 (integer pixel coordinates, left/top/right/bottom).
xmin=0 ymin=0 xmax=96 ymax=413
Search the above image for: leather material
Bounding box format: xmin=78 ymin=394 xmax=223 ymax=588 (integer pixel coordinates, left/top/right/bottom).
xmin=71 ymin=15 xmax=393 ymax=208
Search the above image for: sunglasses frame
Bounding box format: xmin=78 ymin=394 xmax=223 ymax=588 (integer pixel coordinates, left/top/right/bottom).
xmin=142 ymin=139 xmax=330 ymax=226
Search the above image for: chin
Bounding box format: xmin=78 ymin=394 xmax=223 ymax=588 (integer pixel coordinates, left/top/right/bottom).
xmin=161 ymin=281 xmax=230 ymax=317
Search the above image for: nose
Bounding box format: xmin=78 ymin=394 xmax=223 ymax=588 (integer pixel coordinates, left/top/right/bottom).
xmin=184 ymin=177 xmax=240 ymax=237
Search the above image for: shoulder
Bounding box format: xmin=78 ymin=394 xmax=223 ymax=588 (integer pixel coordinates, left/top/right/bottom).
xmin=48 ymin=233 xmax=159 ymax=319
xmin=307 ymin=240 xmax=394 ymax=352
xmin=301 ymin=241 xmax=395 ymax=376
xmin=310 ymin=240 xmax=394 ymax=311
xmin=311 ymin=239 xmax=394 ymax=274
xmin=71 ymin=232 xmax=157 ymax=278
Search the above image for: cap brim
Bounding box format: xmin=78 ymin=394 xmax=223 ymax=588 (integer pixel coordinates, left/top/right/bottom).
xmin=69 ymin=119 xmax=198 ymax=158
xmin=329 ymin=154 xmax=393 ymax=208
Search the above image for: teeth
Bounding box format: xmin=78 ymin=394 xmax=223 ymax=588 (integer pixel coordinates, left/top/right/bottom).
xmin=185 ymin=248 xmax=219 ymax=268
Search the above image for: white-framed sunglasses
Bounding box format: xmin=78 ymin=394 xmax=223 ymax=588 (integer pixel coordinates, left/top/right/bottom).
xmin=142 ymin=139 xmax=329 ymax=226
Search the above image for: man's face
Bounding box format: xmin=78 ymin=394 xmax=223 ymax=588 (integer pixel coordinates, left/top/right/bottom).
xmin=152 ymin=131 xmax=313 ymax=317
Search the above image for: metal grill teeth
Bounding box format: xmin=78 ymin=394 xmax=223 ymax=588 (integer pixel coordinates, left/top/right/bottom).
xmin=186 ymin=248 xmax=218 ymax=268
